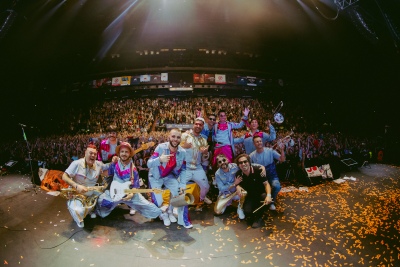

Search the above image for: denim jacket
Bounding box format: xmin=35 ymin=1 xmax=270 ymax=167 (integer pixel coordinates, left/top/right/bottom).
xmin=147 ymin=142 xmax=186 ymax=180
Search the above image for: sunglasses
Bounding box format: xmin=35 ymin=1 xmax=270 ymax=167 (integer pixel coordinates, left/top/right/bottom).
xmin=238 ymin=160 xmax=249 ymax=165
xmin=209 ymin=117 xmax=216 ymax=121
xmin=218 ymin=158 xmax=227 ymax=164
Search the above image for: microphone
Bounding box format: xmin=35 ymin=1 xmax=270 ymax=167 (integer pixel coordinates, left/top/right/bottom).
xmin=19 ymin=123 xmax=27 ymax=127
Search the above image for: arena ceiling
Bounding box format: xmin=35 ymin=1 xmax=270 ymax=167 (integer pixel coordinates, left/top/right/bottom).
xmin=1 ymin=0 xmax=399 ymax=91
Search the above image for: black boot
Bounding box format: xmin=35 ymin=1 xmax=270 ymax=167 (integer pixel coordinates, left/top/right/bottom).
xmin=251 ymin=217 xmax=265 ymax=228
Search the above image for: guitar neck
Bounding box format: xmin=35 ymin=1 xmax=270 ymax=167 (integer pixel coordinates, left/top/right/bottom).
xmin=124 ymin=188 xmax=161 ymax=194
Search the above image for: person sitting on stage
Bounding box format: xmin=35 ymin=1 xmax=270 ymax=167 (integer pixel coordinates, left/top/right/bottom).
xmin=234 ymin=154 xmax=273 ymax=228
xmin=249 ymin=136 xmax=285 ymax=211
xmin=147 ymin=128 xmax=193 ymax=229
xmin=62 ymin=144 xmax=117 ymax=228
xmin=180 ymin=117 xmax=212 ymax=211
xmin=234 ymin=119 xmax=276 ymax=154
xmin=95 ymin=142 xmax=169 ymax=225
xmin=214 ymin=154 xmax=266 ymax=219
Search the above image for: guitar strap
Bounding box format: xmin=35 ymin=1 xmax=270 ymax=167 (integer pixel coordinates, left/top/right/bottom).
xmin=130 ymin=162 xmax=135 ymax=188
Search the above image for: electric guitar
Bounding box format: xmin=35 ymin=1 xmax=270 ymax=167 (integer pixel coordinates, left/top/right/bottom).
xmin=109 ymin=141 xmax=157 ymax=201
xmin=110 ymin=181 xmax=164 ymax=202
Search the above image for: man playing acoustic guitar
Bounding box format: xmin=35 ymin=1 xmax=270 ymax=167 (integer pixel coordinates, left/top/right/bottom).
xmin=96 ymin=142 xmax=170 ymax=225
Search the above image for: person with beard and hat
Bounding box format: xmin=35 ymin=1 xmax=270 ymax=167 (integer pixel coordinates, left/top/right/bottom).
xmin=147 ymin=128 xmax=192 ymax=229
xmin=180 ymin=117 xmax=212 ymax=211
xmin=62 ymin=144 xmax=117 ymax=228
xmin=234 ymin=119 xmax=276 ymax=155
xmin=96 ymin=142 xmax=170 ymax=225
xmin=214 ymin=154 xmax=266 ymax=219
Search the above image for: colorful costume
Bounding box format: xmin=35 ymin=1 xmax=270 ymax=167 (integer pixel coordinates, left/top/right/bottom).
xmin=96 ymin=160 xmax=161 ymax=219
xmin=180 ymin=132 xmax=209 ymax=202
xmin=64 ymin=158 xmax=109 ymax=226
xmin=147 ymin=142 xmax=192 ymax=228
xmin=212 ymin=116 xmax=248 ymax=167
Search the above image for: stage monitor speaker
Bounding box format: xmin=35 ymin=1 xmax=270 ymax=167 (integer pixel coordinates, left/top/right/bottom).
xmin=304 ymin=166 xmax=323 ymax=186
xmin=341 ymin=158 xmax=358 ymax=170
xmin=5 ymin=160 xmax=18 ymax=168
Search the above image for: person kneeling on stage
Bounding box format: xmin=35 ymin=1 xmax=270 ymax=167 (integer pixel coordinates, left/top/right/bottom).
xmin=147 ymin=128 xmax=193 ymax=229
xmin=214 ymin=154 xmax=266 ymax=219
xmin=234 ymin=154 xmax=272 ymax=228
xmin=96 ymin=142 xmax=170 ymax=225
xmin=62 ymin=144 xmax=116 ymax=228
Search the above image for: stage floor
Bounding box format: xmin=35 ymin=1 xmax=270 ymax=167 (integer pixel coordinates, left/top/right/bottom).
xmin=1 ymin=163 xmax=399 ymax=267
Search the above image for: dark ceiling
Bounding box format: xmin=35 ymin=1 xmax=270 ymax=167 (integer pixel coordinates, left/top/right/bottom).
xmin=1 ymin=0 xmax=399 ymax=88
xmin=0 ymin=0 xmax=400 ymax=140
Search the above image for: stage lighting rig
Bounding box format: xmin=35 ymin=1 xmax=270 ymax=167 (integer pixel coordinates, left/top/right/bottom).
xmin=334 ymin=0 xmax=360 ymax=10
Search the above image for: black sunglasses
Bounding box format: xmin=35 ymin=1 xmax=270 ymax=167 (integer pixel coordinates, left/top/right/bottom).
xmin=218 ymin=158 xmax=227 ymax=164
xmin=209 ymin=117 xmax=216 ymax=121
xmin=238 ymin=160 xmax=249 ymax=165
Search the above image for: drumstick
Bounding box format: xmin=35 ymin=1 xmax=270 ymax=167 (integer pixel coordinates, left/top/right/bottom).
xmin=253 ymin=203 xmax=266 ymax=213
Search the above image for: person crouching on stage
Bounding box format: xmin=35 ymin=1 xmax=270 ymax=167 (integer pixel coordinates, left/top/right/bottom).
xmin=214 ymin=154 xmax=266 ymax=219
xmin=234 ymin=154 xmax=272 ymax=228
xmin=62 ymin=144 xmax=116 ymax=228
xmin=249 ymin=136 xmax=285 ymax=211
xmin=96 ymin=142 xmax=169 ymax=225
xmin=147 ymin=128 xmax=193 ymax=229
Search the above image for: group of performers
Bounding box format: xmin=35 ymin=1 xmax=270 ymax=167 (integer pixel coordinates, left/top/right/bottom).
xmin=61 ymin=107 xmax=285 ymax=229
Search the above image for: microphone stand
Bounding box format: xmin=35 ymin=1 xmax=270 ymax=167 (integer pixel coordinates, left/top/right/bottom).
xmin=20 ymin=124 xmax=37 ymax=194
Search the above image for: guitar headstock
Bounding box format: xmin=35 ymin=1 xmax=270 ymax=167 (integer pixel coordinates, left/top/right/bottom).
xmin=140 ymin=142 xmax=155 ymax=150
xmin=133 ymin=142 xmax=156 ymax=155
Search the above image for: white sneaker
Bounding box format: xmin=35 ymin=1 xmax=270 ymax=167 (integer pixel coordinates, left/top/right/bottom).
xmin=130 ymin=209 xmax=136 ymax=215
xmin=203 ymin=196 xmax=212 ymax=205
xmin=269 ymin=203 xmax=276 ymax=211
xmin=90 ymin=212 xmax=97 ymax=219
xmin=77 ymin=221 xmax=84 ymax=228
xmin=179 ymin=223 xmax=193 ymax=229
xmin=173 ymin=207 xmax=178 ymax=217
xmin=168 ymin=213 xmax=177 ymax=223
xmin=237 ymin=207 xmax=245 ymax=219
xmin=160 ymin=205 xmax=168 ymax=213
xmin=160 ymin=212 xmax=171 ymax=226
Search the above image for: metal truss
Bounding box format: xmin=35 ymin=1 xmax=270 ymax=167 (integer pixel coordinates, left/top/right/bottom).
xmin=334 ymin=0 xmax=360 ymax=10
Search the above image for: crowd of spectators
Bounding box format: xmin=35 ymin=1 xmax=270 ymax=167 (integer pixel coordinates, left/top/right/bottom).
xmin=0 ymin=97 xmax=386 ymax=176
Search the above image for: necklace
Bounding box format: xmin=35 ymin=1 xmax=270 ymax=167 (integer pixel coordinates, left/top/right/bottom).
xmin=120 ymin=161 xmax=130 ymax=169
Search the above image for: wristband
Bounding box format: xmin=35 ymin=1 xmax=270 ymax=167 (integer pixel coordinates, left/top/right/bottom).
xmin=267 ymin=194 xmax=271 ymax=197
